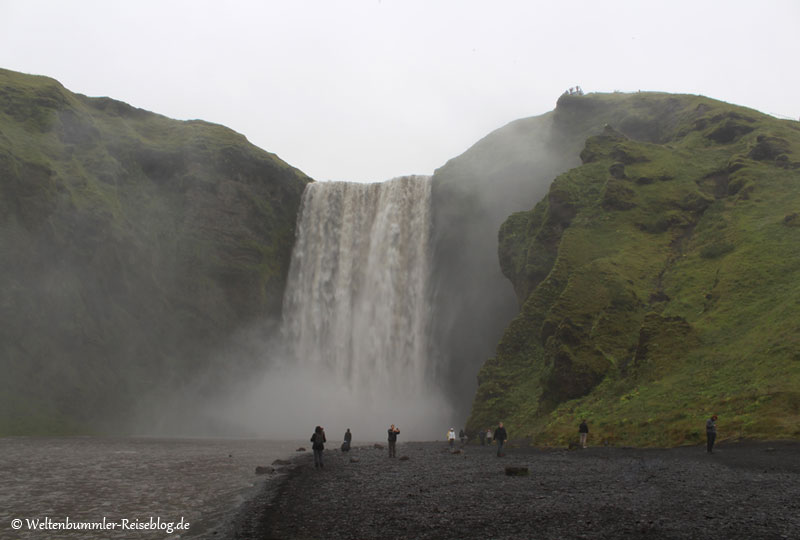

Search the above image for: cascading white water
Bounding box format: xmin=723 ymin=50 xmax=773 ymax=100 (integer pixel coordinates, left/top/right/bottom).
xmin=280 ymin=176 xmax=451 ymax=439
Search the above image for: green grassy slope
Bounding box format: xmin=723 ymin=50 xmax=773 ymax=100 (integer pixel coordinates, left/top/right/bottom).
xmin=468 ymin=92 xmax=800 ymax=446
xmin=0 ymin=68 xmax=310 ymax=435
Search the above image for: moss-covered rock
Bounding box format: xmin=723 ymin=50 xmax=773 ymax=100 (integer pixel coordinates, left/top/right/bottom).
xmin=468 ymin=92 xmax=800 ymax=447
xmin=0 ymin=68 xmax=311 ymax=435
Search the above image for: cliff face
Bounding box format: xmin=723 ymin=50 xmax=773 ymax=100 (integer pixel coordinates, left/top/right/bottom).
xmin=468 ymin=92 xmax=800 ymax=446
xmin=0 ymin=69 xmax=310 ymax=434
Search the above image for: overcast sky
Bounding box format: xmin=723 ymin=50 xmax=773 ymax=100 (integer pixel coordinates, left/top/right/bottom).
xmin=1 ymin=0 xmax=798 ymax=182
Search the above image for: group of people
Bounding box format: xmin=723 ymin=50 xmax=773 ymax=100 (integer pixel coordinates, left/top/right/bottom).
xmin=446 ymin=428 xmax=468 ymax=448
xmin=310 ymin=426 xmax=352 ymax=468
xmin=309 ymin=414 xmax=720 ymax=469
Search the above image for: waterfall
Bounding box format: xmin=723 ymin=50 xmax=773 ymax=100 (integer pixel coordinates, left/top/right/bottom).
xmin=280 ymin=176 xmax=450 ymax=439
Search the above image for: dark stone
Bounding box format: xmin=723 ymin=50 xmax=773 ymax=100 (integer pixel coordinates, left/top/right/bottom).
xmin=255 ymin=466 xmax=274 ymax=475
xmin=272 ymin=459 xmax=292 ymax=466
xmin=296 ymin=447 xmax=306 ymax=452
xmin=748 ymin=136 xmax=790 ymax=161
xmin=649 ymin=291 xmax=670 ymax=303
xmin=350 ymin=457 xmax=360 ymax=463
xmin=609 ymin=162 xmax=627 ymax=179
xmin=505 ymin=466 xmax=529 ymax=476
xmin=399 ymin=456 xmax=410 ymax=461
xmin=602 ymin=180 xmax=636 ymax=210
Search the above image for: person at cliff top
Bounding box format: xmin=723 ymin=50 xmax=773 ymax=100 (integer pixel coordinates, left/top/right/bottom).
xmin=447 ymin=428 xmax=456 ymax=449
xmin=706 ymin=415 xmax=718 ymax=454
xmin=387 ymin=424 xmax=400 ymax=458
xmin=579 ymin=420 xmax=589 ymax=449
xmin=494 ymin=422 xmax=508 ymax=457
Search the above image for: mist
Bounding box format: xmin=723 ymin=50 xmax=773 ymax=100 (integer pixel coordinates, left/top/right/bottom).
xmin=429 ymin=111 xmax=583 ymax=419
xmin=211 ymin=360 xmax=454 ymax=442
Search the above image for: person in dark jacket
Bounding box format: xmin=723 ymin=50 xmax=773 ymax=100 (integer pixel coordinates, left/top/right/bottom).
xmin=342 ymin=428 xmax=352 ymax=452
xmin=311 ymin=426 xmax=326 ymax=468
xmin=706 ymin=415 xmax=718 ymax=453
xmin=579 ymin=420 xmax=589 ymax=448
xmin=494 ymin=422 xmax=508 ymax=457
xmin=387 ymin=424 xmax=400 ymax=457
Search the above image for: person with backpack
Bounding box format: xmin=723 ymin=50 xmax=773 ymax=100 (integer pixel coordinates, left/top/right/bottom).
xmin=311 ymin=426 xmax=326 ymax=469
xmin=341 ymin=428 xmax=352 ymax=452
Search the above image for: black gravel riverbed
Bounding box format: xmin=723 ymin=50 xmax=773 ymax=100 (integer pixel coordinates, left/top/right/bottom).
xmin=230 ymin=441 xmax=800 ymax=540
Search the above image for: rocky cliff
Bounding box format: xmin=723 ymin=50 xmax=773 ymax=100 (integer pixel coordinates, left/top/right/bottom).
xmin=0 ymin=69 xmax=310 ymax=434
xmin=467 ymin=92 xmax=800 ymax=446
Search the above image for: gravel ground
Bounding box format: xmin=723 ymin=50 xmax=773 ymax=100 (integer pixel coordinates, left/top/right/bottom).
xmin=229 ymin=440 xmax=800 ymax=540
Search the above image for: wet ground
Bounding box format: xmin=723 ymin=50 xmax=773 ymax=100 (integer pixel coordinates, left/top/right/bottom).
xmin=0 ymin=437 xmax=301 ymax=540
xmin=231 ymin=440 xmax=800 ymax=540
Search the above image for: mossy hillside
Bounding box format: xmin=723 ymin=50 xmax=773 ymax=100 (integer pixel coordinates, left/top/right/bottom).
xmin=0 ymin=68 xmax=311 ymax=435
xmin=468 ymin=93 xmax=800 ymax=446
xmin=430 ymin=90 xmax=766 ymax=419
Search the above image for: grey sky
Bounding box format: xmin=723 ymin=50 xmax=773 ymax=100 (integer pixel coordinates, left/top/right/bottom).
xmin=1 ymin=0 xmax=798 ymax=182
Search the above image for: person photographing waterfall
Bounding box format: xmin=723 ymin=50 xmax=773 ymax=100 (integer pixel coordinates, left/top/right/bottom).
xmin=387 ymin=424 xmax=400 ymax=458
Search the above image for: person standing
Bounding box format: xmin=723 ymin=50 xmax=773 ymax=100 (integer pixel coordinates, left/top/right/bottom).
xmin=485 ymin=428 xmax=493 ymax=445
xmin=387 ymin=424 xmax=400 ymax=458
xmin=494 ymin=422 xmax=508 ymax=457
xmin=479 ymin=429 xmax=486 ymax=446
xmin=447 ymin=427 xmax=456 ymax=449
xmin=706 ymin=415 xmax=718 ymax=453
xmin=342 ymin=428 xmax=352 ymax=452
xmin=459 ymin=428 xmax=466 ymax=445
xmin=579 ymin=420 xmax=589 ymax=448
xmin=311 ymin=426 xmax=326 ymax=469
